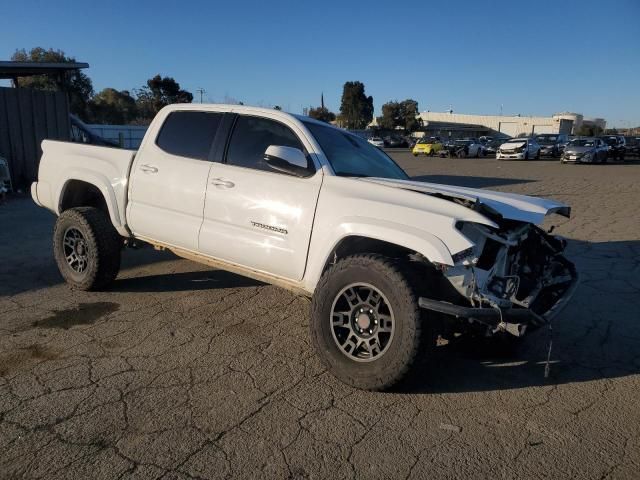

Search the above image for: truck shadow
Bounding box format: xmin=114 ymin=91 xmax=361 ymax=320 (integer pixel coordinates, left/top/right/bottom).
xmin=111 ymin=268 xmax=263 ymax=292
xmin=398 ymin=238 xmax=640 ymax=394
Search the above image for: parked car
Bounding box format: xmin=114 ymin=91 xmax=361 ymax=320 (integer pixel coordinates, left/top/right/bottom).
xmin=627 ymin=137 xmax=640 ymax=156
xmin=482 ymin=138 xmax=508 ymax=156
xmin=561 ymin=137 xmax=609 ymax=164
xmin=383 ymin=135 xmax=408 ymax=148
xmin=534 ymin=133 xmax=569 ymax=158
xmin=31 ymin=104 xmax=578 ymax=391
xmin=412 ymin=136 xmax=443 ymax=156
xmin=368 ymin=136 xmax=385 ymax=148
xmin=601 ymin=135 xmax=626 ymax=161
xmin=497 ymin=137 xmax=541 ymax=160
xmin=449 ymin=138 xmax=484 ymax=158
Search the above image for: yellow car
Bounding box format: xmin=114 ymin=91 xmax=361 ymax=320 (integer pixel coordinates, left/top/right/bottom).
xmin=412 ymin=137 xmax=443 ymax=156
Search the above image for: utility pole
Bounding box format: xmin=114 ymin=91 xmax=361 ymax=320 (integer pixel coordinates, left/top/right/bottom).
xmin=196 ymin=88 xmax=205 ymax=104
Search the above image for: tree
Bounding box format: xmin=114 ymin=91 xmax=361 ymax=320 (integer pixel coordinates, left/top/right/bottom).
xmin=308 ymin=106 xmax=336 ymax=123
xmin=11 ymin=47 xmax=94 ymax=119
xmin=88 ymin=88 xmax=138 ymax=124
xmin=576 ymin=124 xmax=603 ymax=136
xmin=400 ymin=99 xmax=420 ymax=132
xmin=378 ymin=101 xmax=400 ymax=130
xmin=135 ymin=75 xmax=193 ymax=122
xmin=378 ymin=99 xmax=420 ymax=131
xmin=339 ymin=81 xmax=374 ymax=129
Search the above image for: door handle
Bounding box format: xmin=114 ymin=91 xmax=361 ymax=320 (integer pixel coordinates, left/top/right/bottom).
xmin=140 ymin=164 xmax=158 ymax=173
xmin=210 ymin=178 xmax=235 ymax=188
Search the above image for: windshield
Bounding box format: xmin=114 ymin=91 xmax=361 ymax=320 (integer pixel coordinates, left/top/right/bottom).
xmin=568 ymin=139 xmax=596 ymax=147
xmin=418 ymin=137 xmax=439 ymax=144
xmin=602 ymin=137 xmax=618 ymax=146
xmin=536 ymin=135 xmax=558 ymax=145
xmin=454 ymin=140 xmax=472 ymax=146
xmin=304 ymin=122 xmax=408 ymax=179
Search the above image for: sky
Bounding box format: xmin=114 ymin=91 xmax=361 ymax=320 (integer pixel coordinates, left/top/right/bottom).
xmin=1 ymin=0 xmax=639 ymax=127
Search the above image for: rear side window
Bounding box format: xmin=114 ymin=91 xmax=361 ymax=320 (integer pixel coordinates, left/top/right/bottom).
xmin=156 ymin=111 xmax=223 ymax=160
xmin=226 ymin=116 xmax=308 ymax=172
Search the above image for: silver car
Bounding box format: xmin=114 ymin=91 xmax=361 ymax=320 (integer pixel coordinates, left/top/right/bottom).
xmin=561 ymin=137 xmax=608 ymax=164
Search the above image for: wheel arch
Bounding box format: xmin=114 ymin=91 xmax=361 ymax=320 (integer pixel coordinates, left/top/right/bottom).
xmin=57 ymin=175 xmax=126 ymax=236
xmin=304 ymin=225 xmax=453 ymax=293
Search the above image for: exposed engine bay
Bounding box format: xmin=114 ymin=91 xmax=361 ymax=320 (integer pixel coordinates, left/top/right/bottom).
xmin=449 ymin=222 xmax=575 ymax=314
xmin=420 ymin=203 xmax=577 ymax=338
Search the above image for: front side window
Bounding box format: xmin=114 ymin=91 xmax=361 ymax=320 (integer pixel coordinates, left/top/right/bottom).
xmin=304 ymin=121 xmax=408 ymax=179
xmin=156 ymin=111 xmax=223 ymax=160
xmin=226 ymin=116 xmax=309 ymax=172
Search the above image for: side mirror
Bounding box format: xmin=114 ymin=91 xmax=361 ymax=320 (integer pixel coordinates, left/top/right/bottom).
xmin=264 ymin=145 xmax=310 ymax=177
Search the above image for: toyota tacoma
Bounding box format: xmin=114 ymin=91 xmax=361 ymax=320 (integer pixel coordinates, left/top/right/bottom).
xmin=31 ymin=105 xmax=578 ymax=390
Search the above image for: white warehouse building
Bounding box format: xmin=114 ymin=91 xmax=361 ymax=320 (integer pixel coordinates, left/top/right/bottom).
xmin=416 ymin=111 xmax=606 ymax=138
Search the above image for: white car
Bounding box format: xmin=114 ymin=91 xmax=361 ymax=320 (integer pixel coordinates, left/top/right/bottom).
xmin=31 ymin=104 xmax=578 ymax=391
xmin=497 ymin=138 xmax=541 ymax=160
xmin=367 ymin=136 xmax=385 ymax=148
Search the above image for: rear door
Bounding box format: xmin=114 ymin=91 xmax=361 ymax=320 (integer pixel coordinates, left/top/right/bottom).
xmin=127 ymin=110 xmax=223 ymax=251
xmin=199 ymin=113 xmax=322 ymax=281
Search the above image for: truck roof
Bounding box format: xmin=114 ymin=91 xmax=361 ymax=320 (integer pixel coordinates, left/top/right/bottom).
xmin=160 ymin=103 xmax=330 ymax=128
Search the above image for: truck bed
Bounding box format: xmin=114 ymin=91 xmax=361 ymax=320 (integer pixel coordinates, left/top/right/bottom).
xmin=31 ymin=140 xmax=136 ymax=236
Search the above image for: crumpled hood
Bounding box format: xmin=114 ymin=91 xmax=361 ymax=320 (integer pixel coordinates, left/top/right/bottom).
xmin=499 ymin=141 xmax=526 ymax=151
xmin=360 ymin=177 xmax=570 ymax=224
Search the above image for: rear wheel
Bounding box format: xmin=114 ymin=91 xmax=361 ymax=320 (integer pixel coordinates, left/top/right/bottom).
xmin=311 ymin=254 xmax=429 ymax=391
xmin=53 ymin=207 xmax=122 ymax=290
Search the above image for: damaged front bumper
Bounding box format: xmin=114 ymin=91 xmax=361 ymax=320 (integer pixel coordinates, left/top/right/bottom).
xmin=420 ymin=223 xmax=579 ymax=337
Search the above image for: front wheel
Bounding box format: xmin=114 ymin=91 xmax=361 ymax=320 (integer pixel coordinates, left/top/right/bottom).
xmin=53 ymin=207 xmax=122 ymax=290
xmin=311 ymin=254 xmax=428 ymax=391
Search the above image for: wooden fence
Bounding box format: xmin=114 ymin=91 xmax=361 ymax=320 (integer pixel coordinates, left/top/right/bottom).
xmin=0 ymin=86 xmax=70 ymax=190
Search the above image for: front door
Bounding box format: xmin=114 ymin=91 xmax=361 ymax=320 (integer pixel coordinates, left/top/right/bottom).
xmin=128 ymin=110 xmax=223 ymax=251
xmin=198 ymin=114 xmax=322 ymax=281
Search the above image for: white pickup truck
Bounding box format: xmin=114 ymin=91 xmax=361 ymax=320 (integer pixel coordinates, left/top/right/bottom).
xmin=31 ymin=104 xmax=578 ymax=390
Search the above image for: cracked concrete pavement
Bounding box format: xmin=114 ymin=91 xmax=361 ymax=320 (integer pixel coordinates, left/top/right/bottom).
xmin=1 ymin=154 xmax=639 ymax=479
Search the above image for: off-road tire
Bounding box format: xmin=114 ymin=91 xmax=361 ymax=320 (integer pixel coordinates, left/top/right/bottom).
xmin=311 ymin=254 xmax=428 ymax=391
xmin=53 ymin=207 xmax=122 ymax=291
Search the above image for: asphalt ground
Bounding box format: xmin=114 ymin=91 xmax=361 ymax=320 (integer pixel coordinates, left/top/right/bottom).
xmin=1 ymin=152 xmax=639 ymax=479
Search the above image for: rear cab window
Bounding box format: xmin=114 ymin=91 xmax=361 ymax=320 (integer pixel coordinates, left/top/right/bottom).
xmin=156 ymin=111 xmax=223 ymax=160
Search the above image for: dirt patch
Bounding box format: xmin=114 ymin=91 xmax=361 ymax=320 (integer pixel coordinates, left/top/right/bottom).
xmin=32 ymin=302 xmax=120 ymax=330
xmin=0 ymin=344 xmax=58 ymax=376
